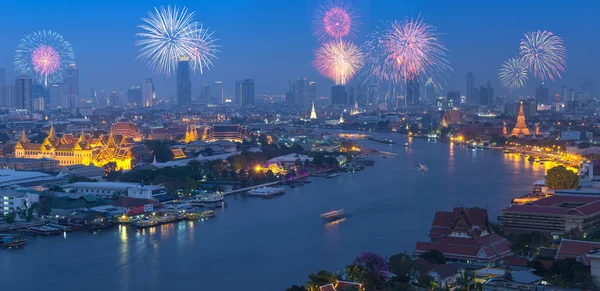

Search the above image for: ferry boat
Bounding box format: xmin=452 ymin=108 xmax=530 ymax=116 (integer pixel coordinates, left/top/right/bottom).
xmin=326 ymin=173 xmax=340 ymax=179
xmin=25 ymin=226 xmax=63 ymax=235
xmin=321 ymin=209 xmax=344 ymax=221
xmin=186 ymin=194 xmax=224 ymax=208
xmin=247 ymin=187 xmax=285 ymax=198
xmin=188 ymin=210 xmax=216 ymax=220
xmin=47 ymin=223 xmax=72 ymax=232
xmin=1 ymin=235 xmax=27 ymax=249
xmin=418 ymin=163 xmax=429 ymax=172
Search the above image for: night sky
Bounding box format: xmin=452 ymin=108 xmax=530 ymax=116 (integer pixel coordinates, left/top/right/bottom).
xmin=0 ymin=0 xmax=597 ymax=100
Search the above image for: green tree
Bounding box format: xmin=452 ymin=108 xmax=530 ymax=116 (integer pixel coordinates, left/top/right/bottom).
xmin=346 ymin=252 xmax=389 ymax=291
xmin=3 ymin=212 xmax=16 ymax=224
xmin=547 ymin=258 xmax=592 ymax=288
xmin=306 ymin=270 xmax=337 ymax=291
xmin=389 ymin=253 xmax=417 ymax=283
xmin=49 ymin=185 xmax=65 ymax=192
xmin=285 ymin=285 xmax=307 ymax=291
xmin=546 ymin=165 xmax=579 ymax=189
xmin=419 ymin=249 xmax=446 ymax=264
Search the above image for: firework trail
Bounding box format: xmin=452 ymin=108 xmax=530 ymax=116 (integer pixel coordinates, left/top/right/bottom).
xmin=519 ymin=30 xmax=566 ymax=81
xmin=363 ymin=17 xmax=450 ymax=86
xmin=313 ymin=40 xmax=364 ymax=85
xmin=136 ymin=5 xmax=219 ymax=76
xmin=14 ymin=30 xmax=75 ymax=85
xmin=313 ymin=1 xmax=359 ymax=42
xmin=499 ymin=57 xmax=528 ymax=90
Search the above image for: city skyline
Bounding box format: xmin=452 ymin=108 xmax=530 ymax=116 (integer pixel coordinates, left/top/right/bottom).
xmin=0 ymin=1 xmax=598 ymax=101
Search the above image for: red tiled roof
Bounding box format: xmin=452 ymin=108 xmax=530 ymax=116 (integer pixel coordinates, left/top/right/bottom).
xmin=539 ymin=247 xmax=555 ymax=257
xmin=501 ymin=204 xmax=573 ymax=215
xmin=568 ymin=200 xmax=600 ymax=216
xmin=415 ymin=235 xmax=511 ymax=262
xmin=556 ymin=239 xmax=600 ymax=266
xmin=531 ymin=195 xmax=599 ymax=207
xmin=503 ymin=256 xmax=528 ymax=267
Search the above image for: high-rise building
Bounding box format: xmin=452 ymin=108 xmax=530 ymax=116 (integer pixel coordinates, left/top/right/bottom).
xmin=235 ymin=79 xmax=255 ymax=105
xmin=487 ymin=81 xmax=494 ymax=105
xmin=142 ymin=79 xmax=154 ymax=107
xmin=200 ymin=83 xmax=211 ymax=103
xmin=33 ymin=97 xmax=44 ymax=111
xmin=15 ymin=73 xmax=32 ymax=110
xmin=48 ymin=83 xmax=62 ymax=108
xmin=561 ymin=86 xmax=568 ymax=102
xmin=109 ymin=91 xmax=121 ymax=107
xmin=466 ymin=72 xmax=474 ymax=103
xmin=347 ymin=85 xmax=356 ymax=105
xmin=309 ymin=82 xmax=317 ymax=106
xmin=425 ymin=79 xmax=436 ymax=101
xmin=292 ymin=78 xmax=309 ymax=107
xmin=583 ymin=81 xmax=594 ymax=99
xmin=406 ymin=79 xmax=419 ymax=105
xmin=0 ymin=85 xmax=16 ymax=108
xmin=535 ymin=84 xmax=549 ymax=104
xmin=0 ymin=68 xmax=5 ymax=86
xmin=64 ymin=64 xmax=79 ymax=108
xmin=331 ymin=85 xmax=347 ymax=105
xmin=214 ymin=81 xmax=223 ymax=104
xmin=479 ymin=85 xmax=489 ymax=105
xmin=176 ymin=56 xmax=192 ymax=106
xmin=285 ymin=81 xmax=296 ymax=105
xmin=127 ymin=86 xmax=142 ymax=106
xmin=446 ymin=90 xmax=460 ymax=103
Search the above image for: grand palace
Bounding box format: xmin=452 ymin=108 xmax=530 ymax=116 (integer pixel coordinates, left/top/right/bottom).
xmin=14 ymin=123 xmax=134 ymax=170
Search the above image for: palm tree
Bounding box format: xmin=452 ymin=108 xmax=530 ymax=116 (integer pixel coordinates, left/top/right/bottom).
xmin=457 ymin=270 xmax=471 ymax=291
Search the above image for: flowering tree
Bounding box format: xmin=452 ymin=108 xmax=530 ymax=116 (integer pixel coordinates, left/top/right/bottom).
xmin=346 ymin=252 xmax=390 ymax=291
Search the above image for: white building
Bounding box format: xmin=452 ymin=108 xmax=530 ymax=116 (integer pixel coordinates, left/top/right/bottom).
xmin=0 ymin=169 xmax=67 ymax=190
xmin=1 ymin=190 xmax=39 ymax=216
xmin=67 ymin=181 xmax=166 ymax=200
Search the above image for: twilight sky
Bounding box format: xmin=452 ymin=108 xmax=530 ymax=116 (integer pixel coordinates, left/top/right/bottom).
xmin=0 ymin=0 xmax=597 ymax=101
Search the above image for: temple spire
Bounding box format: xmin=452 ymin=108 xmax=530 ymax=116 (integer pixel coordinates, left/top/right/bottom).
xmin=509 ymin=101 xmax=531 ymax=137
xmin=19 ymin=129 xmax=29 ymax=143
xmin=310 ymin=102 xmax=317 ymax=120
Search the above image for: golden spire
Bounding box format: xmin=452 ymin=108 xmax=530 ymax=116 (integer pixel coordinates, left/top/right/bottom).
xmin=47 ymin=121 xmax=56 ymax=140
xmin=77 ymin=128 xmax=86 ymax=144
xmin=310 ymin=102 xmax=317 ymax=119
xmin=510 ymin=101 xmax=531 ymax=137
xmin=19 ymin=129 xmax=29 ymax=143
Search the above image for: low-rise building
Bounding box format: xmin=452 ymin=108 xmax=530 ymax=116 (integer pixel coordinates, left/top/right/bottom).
xmin=427 ymin=264 xmax=461 ymax=289
xmin=556 ymin=239 xmax=600 ymax=266
xmin=1 ymin=190 xmax=39 ymax=216
xmin=0 ymin=169 xmax=68 ymax=190
xmin=0 ymin=157 xmax=59 ymax=172
xmin=67 ymin=182 xmax=167 ymax=200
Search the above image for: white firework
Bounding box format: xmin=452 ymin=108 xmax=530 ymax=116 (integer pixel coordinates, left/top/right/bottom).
xmin=136 ymin=5 xmax=218 ymax=76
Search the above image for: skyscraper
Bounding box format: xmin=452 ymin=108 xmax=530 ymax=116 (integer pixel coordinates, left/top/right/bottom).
xmin=487 ymin=81 xmax=494 ymax=105
xmin=200 ymin=83 xmax=211 ymax=103
xmin=0 ymin=85 xmax=16 ymax=108
xmin=142 ymin=79 xmax=154 ymax=107
xmin=479 ymin=85 xmax=488 ymax=105
xmin=331 ymin=85 xmax=347 ymax=105
xmin=466 ymin=72 xmax=474 ymax=103
xmin=176 ymin=56 xmax=192 ymax=106
xmin=214 ymin=81 xmax=223 ymax=104
xmin=583 ymin=81 xmax=594 ymax=99
xmin=535 ymin=84 xmax=549 ymax=104
xmin=235 ymin=79 xmax=255 ymax=105
xmin=109 ymin=91 xmax=121 ymax=107
xmin=406 ymin=79 xmax=419 ymax=105
xmin=64 ymin=64 xmax=79 ymax=108
xmin=309 ymin=82 xmax=317 ymax=106
xmin=0 ymin=68 xmax=5 ymax=86
xmin=49 ymin=83 xmax=62 ymax=108
xmin=561 ymin=86 xmax=568 ymax=102
xmin=32 ymin=84 xmax=45 ymax=108
xmin=15 ymin=73 xmax=32 ymax=110
xmin=293 ymin=78 xmax=310 ymax=107
xmin=425 ymin=79 xmax=436 ymax=101
xmin=127 ymin=85 xmax=142 ymax=106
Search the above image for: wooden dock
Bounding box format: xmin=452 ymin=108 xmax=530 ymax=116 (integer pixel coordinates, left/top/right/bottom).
xmin=0 ymin=221 xmax=44 ymax=232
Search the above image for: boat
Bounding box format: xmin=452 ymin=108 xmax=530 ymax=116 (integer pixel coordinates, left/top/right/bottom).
xmin=1 ymin=234 xmax=27 ymax=249
xmin=321 ymin=209 xmax=344 ymax=221
xmin=191 ymin=210 xmax=216 ymax=220
xmin=326 ymin=173 xmax=340 ymax=179
xmin=25 ymin=226 xmax=63 ymax=235
xmin=47 ymin=223 xmax=72 ymax=232
xmin=418 ymin=163 xmax=429 ymax=172
xmin=134 ymin=219 xmax=159 ymax=228
xmin=404 ymin=143 xmax=409 ymax=147
xmin=247 ymin=187 xmax=285 ymax=198
xmin=528 ymin=156 xmax=536 ymax=162
xmin=186 ymin=194 xmax=224 ymax=208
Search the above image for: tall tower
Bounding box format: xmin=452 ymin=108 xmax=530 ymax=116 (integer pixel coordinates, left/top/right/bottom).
xmin=466 ymin=72 xmax=474 ymax=103
xmin=64 ymin=64 xmax=79 ymax=108
xmin=310 ymin=102 xmax=317 ymax=119
xmin=406 ymin=79 xmax=420 ymax=105
xmin=15 ymin=73 xmax=32 ymax=110
xmin=294 ymin=78 xmax=310 ymax=107
xmin=127 ymin=85 xmax=142 ymax=106
xmin=142 ymin=79 xmax=154 ymax=107
xmin=309 ymin=82 xmax=317 ymax=107
xmin=176 ymin=56 xmax=192 ymax=106
xmin=510 ymin=101 xmax=531 ymax=137
xmin=331 ymin=85 xmax=347 ymax=105
xmin=214 ymin=80 xmax=223 ymax=104
xmin=200 ymin=83 xmax=211 ymax=103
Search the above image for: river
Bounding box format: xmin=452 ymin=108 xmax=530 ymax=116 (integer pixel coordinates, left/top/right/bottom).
xmin=1 ymin=132 xmax=547 ymax=291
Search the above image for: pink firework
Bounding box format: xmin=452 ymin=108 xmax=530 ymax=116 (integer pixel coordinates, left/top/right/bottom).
xmin=31 ymin=45 xmax=61 ymax=77
xmin=313 ymin=1 xmax=359 ymax=41
xmin=313 ymin=40 xmax=364 ymax=85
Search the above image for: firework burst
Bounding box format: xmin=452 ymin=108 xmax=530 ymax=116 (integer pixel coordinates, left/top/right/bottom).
xmin=313 ymin=1 xmax=359 ymax=42
xmin=363 ymin=17 xmax=450 ymax=85
xmin=136 ymin=5 xmax=219 ymax=76
xmin=499 ymin=57 xmax=528 ymax=90
xmin=313 ymin=40 xmax=364 ymax=85
xmin=14 ymin=30 xmax=75 ymax=85
xmin=519 ymin=30 xmax=566 ymax=81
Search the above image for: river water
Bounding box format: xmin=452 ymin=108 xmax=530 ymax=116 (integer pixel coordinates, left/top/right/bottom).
xmin=1 ymin=132 xmax=547 ymax=291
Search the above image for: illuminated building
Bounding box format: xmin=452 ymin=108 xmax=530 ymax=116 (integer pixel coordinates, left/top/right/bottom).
xmin=310 ymin=102 xmax=317 ymax=119
xmin=440 ymin=110 xmax=463 ymax=127
xmin=350 ymin=101 xmax=360 ymax=115
xmin=14 ymin=124 xmax=133 ymax=170
xmin=111 ymin=122 xmax=142 ymax=142
xmin=509 ymin=101 xmax=531 ymax=137
xmin=201 ymin=124 xmax=248 ymax=143
xmin=184 ymin=122 xmax=199 ymax=143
